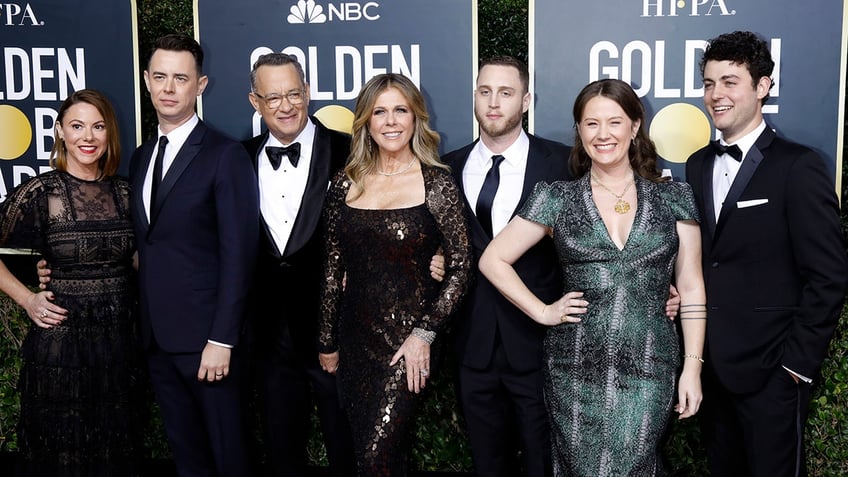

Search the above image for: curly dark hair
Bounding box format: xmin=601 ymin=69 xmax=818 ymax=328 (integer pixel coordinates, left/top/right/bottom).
xmin=569 ymin=79 xmax=664 ymax=183
xmin=700 ymin=30 xmax=774 ymax=103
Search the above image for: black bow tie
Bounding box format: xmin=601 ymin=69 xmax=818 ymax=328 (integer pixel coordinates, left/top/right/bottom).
xmin=266 ymin=143 xmax=301 ymax=170
xmin=710 ymin=140 xmax=743 ymax=162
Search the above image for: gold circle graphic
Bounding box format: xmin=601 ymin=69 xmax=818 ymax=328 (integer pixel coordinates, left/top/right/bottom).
xmin=649 ymin=103 xmax=711 ymax=164
xmin=0 ymin=105 xmax=33 ymax=160
xmin=314 ymin=105 xmax=355 ymax=135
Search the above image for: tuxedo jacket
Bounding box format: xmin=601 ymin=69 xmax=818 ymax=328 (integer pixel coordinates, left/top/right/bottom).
xmin=444 ymin=134 xmax=572 ymax=372
xmin=130 ymin=120 xmax=260 ymax=353
xmin=686 ymin=127 xmax=847 ymax=394
xmin=241 ymin=117 xmax=350 ymax=357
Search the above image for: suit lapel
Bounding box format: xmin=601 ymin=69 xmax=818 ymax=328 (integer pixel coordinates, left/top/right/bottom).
xmin=699 ymin=149 xmax=718 ymax=238
xmin=149 ymin=121 xmax=206 ymax=234
xmin=520 ymin=136 xmax=554 ymax=213
xmin=132 ymin=139 xmax=156 ymax=231
xmin=282 ymin=122 xmax=333 ymax=258
xmin=245 ymin=131 xmax=281 ymax=256
xmin=713 ymin=128 xmax=772 ymax=241
xmin=450 ymin=141 xmax=492 ymax=251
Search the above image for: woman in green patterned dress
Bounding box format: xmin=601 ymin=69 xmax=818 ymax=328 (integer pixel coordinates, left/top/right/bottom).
xmin=479 ymin=79 xmax=706 ymax=476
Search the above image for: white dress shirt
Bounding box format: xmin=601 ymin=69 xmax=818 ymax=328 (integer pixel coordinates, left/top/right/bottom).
xmin=462 ymin=131 xmax=530 ymax=237
xmin=143 ymin=114 xmax=199 ymax=220
xmin=258 ymin=118 xmax=316 ymax=254
xmin=711 ymin=120 xmax=765 ymax=221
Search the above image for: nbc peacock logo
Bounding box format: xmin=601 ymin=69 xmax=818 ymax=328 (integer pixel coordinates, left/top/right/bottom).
xmin=286 ymin=0 xmax=380 ymax=24
xmin=287 ymin=0 xmax=327 ymax=24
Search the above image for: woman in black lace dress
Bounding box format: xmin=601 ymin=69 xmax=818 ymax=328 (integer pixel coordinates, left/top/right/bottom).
xmin=0 ymin=89 xmax=143 ymax=476
xmin=318 ymin=73 xmax=471 ymax=476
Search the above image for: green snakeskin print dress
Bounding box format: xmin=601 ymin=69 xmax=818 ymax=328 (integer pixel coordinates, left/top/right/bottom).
xmin=518 ymin=174 xmax=699 ymax=476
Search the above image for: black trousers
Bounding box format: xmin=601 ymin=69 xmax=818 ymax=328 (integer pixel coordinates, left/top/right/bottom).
xmin=700 ymin=364 xmax=811 ymax=477
xmin=458 ymin=341 xmax=551 ymax=477
xmin=250 ymin=321 xmax=355 ymax=477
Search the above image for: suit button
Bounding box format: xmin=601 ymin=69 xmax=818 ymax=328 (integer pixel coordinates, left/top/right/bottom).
xmin=711 ymin=262 xmax=719 ymax=268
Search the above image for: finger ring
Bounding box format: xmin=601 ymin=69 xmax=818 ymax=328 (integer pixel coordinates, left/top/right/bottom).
xmin=40 ymin=310 xmax=48 ymax=318
xmin=560 ymin=314 xmax=567 ymax=323
xmin=215 ymin=373 xmax=224 ymax=377
xmin=420 ymin=369 xmax=429 ymax=377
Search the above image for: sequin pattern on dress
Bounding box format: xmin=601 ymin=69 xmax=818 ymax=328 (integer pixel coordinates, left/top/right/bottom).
xmin=319 ymin=165 xmax=471 ymax=476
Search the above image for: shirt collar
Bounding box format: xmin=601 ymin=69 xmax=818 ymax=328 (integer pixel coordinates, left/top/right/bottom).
xmin=158 ymin=114 xmax=198 ymax=145
xmin=720 ymin=120 xmax=766 ymax=160
xmin=475 ymin=129 xmax=529 ymax=168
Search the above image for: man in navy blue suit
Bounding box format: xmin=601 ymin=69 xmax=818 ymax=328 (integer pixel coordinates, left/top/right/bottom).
xmin=686 ymin=31 xmax=847 ymax=477
xmin=131 ymin=34 xmax=259 ymax=476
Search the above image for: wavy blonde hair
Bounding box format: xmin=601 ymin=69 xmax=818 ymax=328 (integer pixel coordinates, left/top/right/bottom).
xmin=345 ymin=73 xmax=446 ymax=198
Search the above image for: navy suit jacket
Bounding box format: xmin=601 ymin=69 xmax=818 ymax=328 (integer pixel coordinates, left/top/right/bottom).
xmin=241 ymin=118 xmax=350 ymax=357
xmin=130 ymin=120 xmax=260 ymax=353
xmin=686 ymin=127 xmax=847 ymax=393
xmin=443 ymin=134 xmax=572 ymax=372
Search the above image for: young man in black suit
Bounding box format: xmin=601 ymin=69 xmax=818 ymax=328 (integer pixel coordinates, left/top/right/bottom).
xmin=241 ymin=52 xmax=355 ymax=477
xmin=131 ymin=34 xmax=260 ymax=476
xmin=686 ymin=30 xmax=848 ymax=477
xmin=443 ymin=56 xmax=569 ymax=477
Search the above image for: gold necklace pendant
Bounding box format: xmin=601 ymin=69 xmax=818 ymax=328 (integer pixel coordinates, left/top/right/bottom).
xmin=614 ymin=199 xmax=631 ymax=214
xmin=591 ymin=172 xmax=634 ymax=215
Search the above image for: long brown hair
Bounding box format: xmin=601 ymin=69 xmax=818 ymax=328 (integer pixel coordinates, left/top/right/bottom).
xmin=569 ymin=79 xmax=664 ymax=182
xmin=345 ymin=73 xmax=445 ymax=198
xmin=50 ymin=89 xmax=122 ymax=179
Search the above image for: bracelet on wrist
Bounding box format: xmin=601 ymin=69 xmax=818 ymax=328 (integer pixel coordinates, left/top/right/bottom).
xmin=411 ymin=327 xmax=436 ymax=345
xmin=683 ymin=353 xmax=704 ymax=363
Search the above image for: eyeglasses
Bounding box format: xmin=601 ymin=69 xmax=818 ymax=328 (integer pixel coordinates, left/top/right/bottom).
xmin=253 ymin=90 xmax=305 ymax=108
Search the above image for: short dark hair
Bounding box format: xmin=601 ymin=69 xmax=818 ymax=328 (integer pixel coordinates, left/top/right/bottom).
xmin=480 ymin=56 xmax=529 ymax=94
xmin=569 ymin=79 xmax=663 ymax=183
xmin=148 ymin=33 xmax=204 ymax=74
xmin=250 ymin=53 xmax=306 ymax=92
xmin=701 ymin=30 xmax=774 ymax=103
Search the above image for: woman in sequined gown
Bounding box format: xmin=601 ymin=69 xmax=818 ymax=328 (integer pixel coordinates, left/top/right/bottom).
xmin=480 ymin=79 xmax=706 ymax=476
xmin=0 ymin=90 xmax=144 ymax=476
xmin=318 ymin=74 xmax=471 ymax=476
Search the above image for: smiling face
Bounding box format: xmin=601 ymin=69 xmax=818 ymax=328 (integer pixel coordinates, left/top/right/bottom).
xmin=249 ymin=63 xmax=310 ymax=145
xmin=703 ymin=59 xmax=770 ymax=144
xmin=576 ymin=95 xmax=640 ymax=169
xmin=368 ymin=87 xmax=414 ymax=157
xmin=56 ymin=102 xmax=108 ymax=179
xmin=474 ymin=64 xmax=530 ymax=143
xmin=144 ymin=49 xmax=208 ymax=133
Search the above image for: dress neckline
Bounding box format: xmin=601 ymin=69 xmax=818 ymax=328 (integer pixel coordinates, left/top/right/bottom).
xmin=584 ymin=173 xmax=641 ymax=252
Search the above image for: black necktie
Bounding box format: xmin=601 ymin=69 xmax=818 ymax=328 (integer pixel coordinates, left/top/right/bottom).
xmin=266 ymin=143 xmax=301 ymax=170
xmin=151 ymin=135 xmax=168 ymax=207
xmin=476 ymin=154 xmax=505 ymax=238
xmin=710 ymin=140 xmax=743 ymax=162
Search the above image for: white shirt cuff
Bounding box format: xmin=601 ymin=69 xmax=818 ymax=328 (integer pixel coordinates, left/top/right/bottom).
xmin=782 ymin=366 xmax=812 ymax=384
xmin=208 ymin=339 xmax=234 ymax=349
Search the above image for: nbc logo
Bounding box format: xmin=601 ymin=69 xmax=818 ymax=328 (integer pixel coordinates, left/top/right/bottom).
xmin=287 ymin=0 xmax=380 ymax=24
xmin=288 ymin=0 xmax=326 ymax=24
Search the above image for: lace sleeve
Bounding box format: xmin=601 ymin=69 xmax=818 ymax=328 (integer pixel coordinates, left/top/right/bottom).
xmin=318 ymin=170 xmax=349 ymax=353
xmin=0 ymin=176 xmax=48 ymax=251
xmin=419 ymin=166 xmax=472 ymax=333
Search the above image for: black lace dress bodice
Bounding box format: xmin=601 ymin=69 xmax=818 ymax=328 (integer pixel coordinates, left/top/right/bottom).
xmin=0 ymin=171 xmax=144 ymax=476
